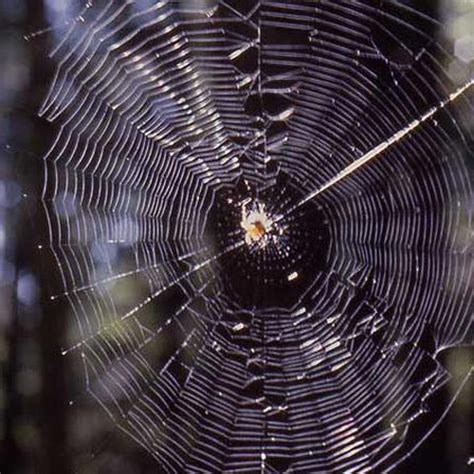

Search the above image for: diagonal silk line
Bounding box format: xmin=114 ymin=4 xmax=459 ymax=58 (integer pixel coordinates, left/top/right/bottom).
xmin=277 ymin=79 xmax=473 ymax=222
xmin=119 ymin=239 xmax=244 ymax=322
xmin=49 ymin=242 xmax=214 ymax=300
xmin=61 ymin=278 xmax=215 ymax=356
xmin=60 ymin=240 xmax=243 ymax=355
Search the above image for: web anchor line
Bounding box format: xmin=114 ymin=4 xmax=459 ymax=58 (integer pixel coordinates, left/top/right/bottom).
xmin=60 ymin=240 xmax=244 ymax=356
xmin=277 ymin=79 xmax=473 ymax=222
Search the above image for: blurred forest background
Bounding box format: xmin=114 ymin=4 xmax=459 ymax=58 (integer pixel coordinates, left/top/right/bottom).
xmin=0 ymin=0 xmax=472 ymax=473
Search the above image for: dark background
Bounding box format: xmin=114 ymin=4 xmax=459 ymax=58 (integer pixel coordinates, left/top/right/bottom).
xmin=0 ymin=1 xmax=472 ymax=473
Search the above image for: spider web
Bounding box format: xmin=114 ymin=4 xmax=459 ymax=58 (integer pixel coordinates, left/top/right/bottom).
xmin=39 ymin=0 xmax=473 ymax=472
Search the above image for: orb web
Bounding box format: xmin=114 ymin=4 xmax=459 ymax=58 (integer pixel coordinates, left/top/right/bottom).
xmin=39 ymin=0 xmax=473 ymax=472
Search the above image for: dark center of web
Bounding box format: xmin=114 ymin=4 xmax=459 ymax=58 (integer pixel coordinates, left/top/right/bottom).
xmin=206 ymin=178 xmax=331 ymax=309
